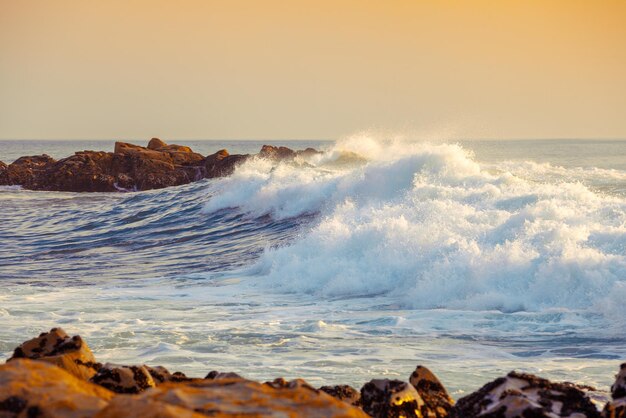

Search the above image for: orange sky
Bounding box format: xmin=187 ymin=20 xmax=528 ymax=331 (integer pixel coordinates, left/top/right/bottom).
xmin=1 ymin=0 xmax=625 ymax=140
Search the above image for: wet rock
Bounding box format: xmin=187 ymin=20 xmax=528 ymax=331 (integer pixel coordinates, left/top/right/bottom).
xmin=146 ymin=365 xmax=191 ymax=384
xmin=0 ymin=359 xmax=113 ymax=418
xmin=409 ymin=365 xmax=454 ymax=418
xmin=450 ymin=371 xmax=600 ymax=418
xmin=90 ymin=363 xmax=156 ymax=394
xmin=8 ymin=327 xmax=100 ymax=381
xmin=1 ymin=154 xmax=56 ymax=189
xmin=204 ymin=149 xmax=249 ymax=178
xmin=603 ymin=363 xmax=626 ymax=418
xmin=320 ymin=384 xmax=361 ymax=406
xmin=205 ymin=370 xmax=243 ymax=380
xmin=97 ymin=377 xmax=368 ymax=417
xmin=0 ymin=160 xmax=7 ymax=182
xmin=264 ymin=377 xmax=317 ymax=391
xmin=259 ymin=145 xmax=297 ymax=160
xmin=360 ymin=379 xmax=425 ymax=418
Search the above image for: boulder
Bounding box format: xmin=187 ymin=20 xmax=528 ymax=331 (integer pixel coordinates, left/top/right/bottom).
xmin=205 ymin=370 xmax=243 ymax=380
xmin=0 ymin=160 xmax=7 ymax=184
xmin=360 ymin=379 xmax=425 ymax=418
xmin=319 ymin=384 xmax=361 ymax=406
xmin=0 ymin=359 xmax=113 ymax=418
xmin=450 ymin=371 xmax=601 ymax=418
xmin=2 ymin=154 xmax=56 ymax=188
xmin=8 ymin=327 xmax=100 ymax=381
xmin=204 ymin=149 xmax=249 ymax=178
xmin=97 ymin=377 xmax=368 ymax=417
xmin=147 ymin=137 xmax=167 ymax=150
xmin=603 ymin=363 xmax=626 ymax=418
xmin=90 ymin=363 xmax=157 ymax=394
xmin=409 ymin=365 xmax=454 ymax=418
xmin=259 ymin=145 xmax=296 ymax=160
xmin=146 ymin=365 xmax=191 ymax=384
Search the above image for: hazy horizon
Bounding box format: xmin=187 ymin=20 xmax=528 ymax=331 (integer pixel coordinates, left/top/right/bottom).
xmin=2 ymin=1 xmax=625 ymax=140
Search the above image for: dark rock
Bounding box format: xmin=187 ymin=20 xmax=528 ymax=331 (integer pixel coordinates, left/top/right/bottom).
xmin=264 ymin=377 xmax=317 ymax=391
xmin=360 ymin=379 xmax=425 ymax=418
xmin=603 ymin=363 xmax=626 ymax=418
xmin=450 ymin=371 xmax=600 ymax=418
xmin=320 ymin=384 xmax=361 ymax=406
xmin=0 ymin=160 xmax=7 ymax=183
xmin=409 ymin=365 xmax=454 ymax=417
xmin=204 ymin=149 xmax=249 ymax=178
xmin=8 ymin=327 xmax=100 ymax=381
xmin=90 ymin=363 xmax=156 ymax=394
xmin=205 ymin=370 xmax=243 ymax=380
xmin=2 ymin=155 xmax=56 ymax=189
xmin=145 ymin=365 xmax=191 ymax=384
xmin=259 ymin=145 xmax=297 ymax=160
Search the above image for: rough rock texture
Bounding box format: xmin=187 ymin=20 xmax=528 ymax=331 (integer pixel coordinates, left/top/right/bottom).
xmin=0 ymin=140 xmax=321 ymax=192
xmin=0 ymin=359 xmax=113 ymax=418
xmin=90 ymin=363 xmax=156 ymax=394
xmin=319 ymin=384 xmax=361 ymax=407
xmin=97 ymin=377 xmax=368 ymax=417
xmin=259 ymin=145 xmax=296 ymax=160
xmin=204 ymin=149 xmax=249 ymax=178
xmin=146 ymin=365 xmax=191 ymax=384
xmin=204 ymin=370 xmax=243 ymax=380
xmin=603 ymin=364 xmax=626 ymax=418
xmin=360 ymin=379 xmax=426 ymax=418
xmin=8 ymin=328 xmax=100 ymax=381
xmin=450 ymin=371 xmax=601 ymax=418
xmin=409 ymin=365 xmax=454 ymax=418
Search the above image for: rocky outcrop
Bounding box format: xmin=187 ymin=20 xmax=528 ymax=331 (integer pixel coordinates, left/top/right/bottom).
xmin=450 ymin=371 xmax=601 ymax=418
xmin=5 ymin=327 xmax=621 ymax=417
xmin=90 ymin=363 xmax=156 ymax=394
xmin=8 ymin=328 xmax=100 ymax=381
xmin=603 ymin=364 xmax=626 ymax=418
xmin=0 ymin=359 xmax=114 ymax=418
xmin=0 ymin=139 xmax=320 ymax=193
xmin=360 ymin=379 xmax=425 ymax=417
xmin=409 ymin=365 xmax=454 ymax=418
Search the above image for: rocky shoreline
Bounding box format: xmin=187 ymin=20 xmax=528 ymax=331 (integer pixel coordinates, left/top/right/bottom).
xmin=0 ymin=139 xmax=319 ymax=192
xmin=1 ymin=328 xmax=624 ymax=417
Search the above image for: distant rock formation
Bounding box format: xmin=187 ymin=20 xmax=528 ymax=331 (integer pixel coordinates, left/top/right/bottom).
xmin=0 ymin=138 xmax=318 ymax=193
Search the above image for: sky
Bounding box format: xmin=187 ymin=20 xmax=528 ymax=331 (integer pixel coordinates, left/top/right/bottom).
xmin=1 ymin=0 xmax=625 ymax=140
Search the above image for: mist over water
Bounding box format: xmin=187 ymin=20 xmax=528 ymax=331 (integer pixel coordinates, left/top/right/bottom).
xmin=1 ymin=136 xmax=625 ymax=396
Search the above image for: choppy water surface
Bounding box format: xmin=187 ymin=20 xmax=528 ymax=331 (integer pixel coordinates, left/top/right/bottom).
xmin=1 ymin=136 xmax=625 ymax=397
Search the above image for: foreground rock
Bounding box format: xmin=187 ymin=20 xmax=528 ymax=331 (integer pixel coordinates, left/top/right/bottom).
xmin=3 ymin=327 xmax=620 ymax=417
xmin=603 ymin=364 xmax=626 ymax=417
xmin=8 ymin=328 xmax=100 ymax=381
xmin=0 ymin=138 xmax=318 ymax=192
xmin=0 ymin=359 xmax=113 ymax=418
xmin=450 ymin=371 xmax=601 ymax=418
xmin=96 ymin=378 xmax=367 ymax=418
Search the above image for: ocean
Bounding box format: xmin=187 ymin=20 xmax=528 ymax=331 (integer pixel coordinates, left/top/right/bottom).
xmin=1 ymin=136 xmax=625 ymax=399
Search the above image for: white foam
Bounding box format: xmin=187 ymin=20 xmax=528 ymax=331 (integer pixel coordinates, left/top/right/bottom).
xmin=202 ymin=134 xmax=626 ymax=318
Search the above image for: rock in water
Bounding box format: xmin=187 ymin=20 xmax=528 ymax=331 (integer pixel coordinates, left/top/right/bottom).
xmin=96 ymin=377 xmax=368 ymax=417
xmin=360 ymin=379 xmax=426 ymax=418
xmin=8 ymin=327 xmax=100 ymax=381
xmin=450 ymin=371 xmax=601 ymax=418
xmin=145 ymin=365 xmax=191 ymax=384
xmin=0 ymin=359 xmax=113 ymax=418
xmin=147 ymin=137 xmax=167 ymax=150
xmin=259 ymin=144 xmax=296 ymax=160
xmin=409 ymin=365 xmax=454 ymax=418
xmin=603 ymin=363 xmax=626 ymax=418
xmin=204 ymin=149 xmax=249 ymax=178
xmin=90 ymin=363 xmax=156 ymax=394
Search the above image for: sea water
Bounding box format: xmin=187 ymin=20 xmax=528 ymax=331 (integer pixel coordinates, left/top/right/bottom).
xmin=1 ymin=136 xmax=625 ymax=399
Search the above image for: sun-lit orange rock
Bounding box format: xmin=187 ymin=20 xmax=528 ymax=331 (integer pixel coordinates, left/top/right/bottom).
xmin=0 ymin=359 xmax=113 ymax=418
xmin=97 ymin=377 xmax=368 ymax=418
xmin=8 ymin=327 xmax=101 ymax=381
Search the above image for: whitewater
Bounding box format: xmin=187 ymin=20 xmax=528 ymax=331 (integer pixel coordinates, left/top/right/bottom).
xmin=1 ymin=136 xmax=625 ymax=398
